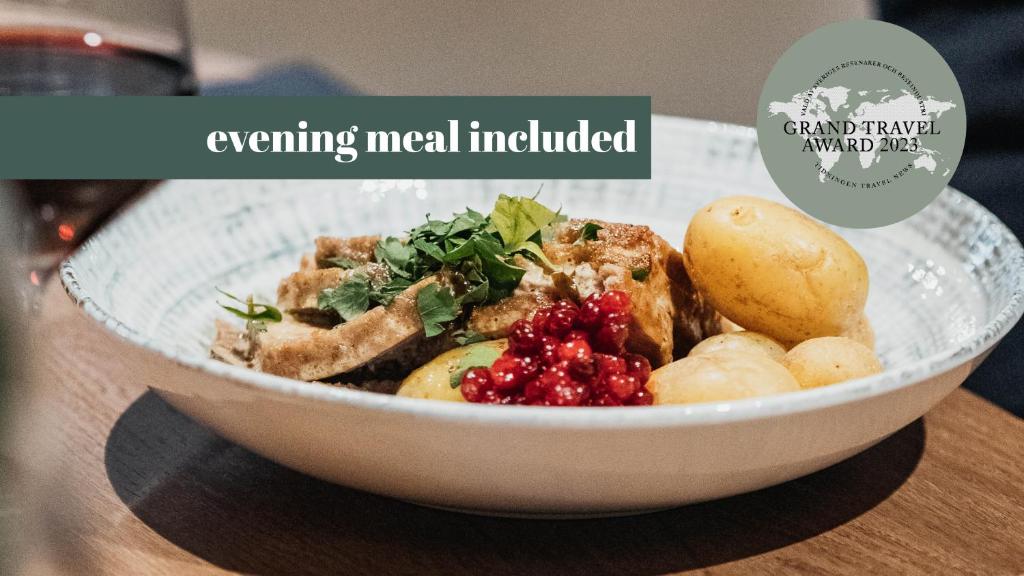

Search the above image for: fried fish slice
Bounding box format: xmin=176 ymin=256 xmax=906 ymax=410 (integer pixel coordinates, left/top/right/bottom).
xmin=276 ymin=263 xmax=391 ymax=313
xmin=256 ymin=277 xmax=437 ymax=381
xmin=544 ymin=219 xmax=720 ymax=366
xmin=314 ymin=235 xmax=379 ymax=267
xmin=277 ymin=268 xmax=349 ymax=311
xmin=467 ymin=258 xmax=558 ymax=338
xmin=665 ymin=247 xmax=722 ymax=358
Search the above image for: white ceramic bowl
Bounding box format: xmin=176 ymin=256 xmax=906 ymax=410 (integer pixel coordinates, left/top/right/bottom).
xmin=62 ymin=116 xmax=1024 ymax=517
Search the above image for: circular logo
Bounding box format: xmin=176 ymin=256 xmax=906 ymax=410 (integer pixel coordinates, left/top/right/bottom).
xmin=757 ymin=19 xmax=966 ymax=228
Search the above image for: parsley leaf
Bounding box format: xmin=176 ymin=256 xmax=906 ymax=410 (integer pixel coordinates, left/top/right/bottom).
xmin=447 ymin=208 xmax=487 ymax=236
xmin=321 ymin=256 xmax=361 ymax=270
xmin=576 ymin=222 xmax=604 ymax=244
xmin=452 ymin=329 xmax=487 ymax=346
xmin=510 ymin=240 xmax=557 ymax=271
xmin=473 ymin=233 xmax=527 ymax=300
xmin=449 ymin=344 xmax=502 ymax=388
xmin=374 ymin=236 xmax=416 ymax=278
xmin=631 ymin=268 xmax=650 ymax=282
xmin=217 ymin=288 xmax=282 ymax=323
xmin=416 ymin=283 xmax=459 ymax=337
xmin=313 ymin=194 xmax=565 ymax=338
xmin=413 ymin=237 xmax=446 ymax=263
xmin=490 ymin=194 xmax=558 ymax=249
xmin=318 ymin=274 xmax=370 ymax=321
xmin=369 ymin=276 xmax=412 ymax=306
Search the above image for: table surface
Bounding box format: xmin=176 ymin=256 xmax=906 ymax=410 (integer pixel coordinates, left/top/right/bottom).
xmin=6 ymin=279 xmax=1024 ymax=576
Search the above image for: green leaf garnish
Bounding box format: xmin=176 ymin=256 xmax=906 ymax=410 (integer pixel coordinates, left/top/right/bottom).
xmin=374 ymin=236 xmax=416 ymax=278
xmin=576 ymin=222 xmax=604 ymax=244
xmin=452 ymin=329 xmax=487 ymax=346
xmin=490 ymin=194 xmax=558 ymax=250
xmin=631 ymin=268 xmax=650 ymax=282
xmin=416 ymin=283 xmax=459 ymax=337
xmin=370 ymin=276 xmax=412 ymax=307
xmin=449 ymin=344 xmax=502 ymax=388
xmin=217 ymin=288 xmax=282 ymax=323
xmin=510 ymin=240 xmax=557 ymax=271
xmin=314 ymin=194 xmax=564 ymax=338
xmin=321 ymin=256 xmax=361 ymax=270
xmin=318 ymin=274 xmax=370 ymax=321
xmin=412 ymin=237 xmax=446 ymax=263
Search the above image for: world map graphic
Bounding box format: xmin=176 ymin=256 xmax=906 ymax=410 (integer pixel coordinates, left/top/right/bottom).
xmin=768 ymin=87 xmax=957 ymax=182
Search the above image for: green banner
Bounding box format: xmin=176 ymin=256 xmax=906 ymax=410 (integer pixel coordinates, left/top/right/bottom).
xmin=0 ymin=96 xmax=650 ymax=179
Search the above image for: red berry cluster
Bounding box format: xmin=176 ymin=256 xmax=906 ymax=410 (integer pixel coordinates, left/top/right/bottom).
xmin=460 ymin=290 xmax=654 ymax=406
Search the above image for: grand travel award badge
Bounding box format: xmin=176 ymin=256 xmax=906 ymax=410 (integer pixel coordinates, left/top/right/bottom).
xmin=757 ymin=19 xmax=966 ymax=228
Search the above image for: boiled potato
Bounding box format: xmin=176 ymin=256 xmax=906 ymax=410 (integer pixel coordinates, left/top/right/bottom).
xmin=397 ymin=339 xmax=508 ymax=402
xmin=782 ymin=336 xmax=882 ymax=389
xmin=719 ymin=317 xmax=745 ymax=333
xmin=649 ymin=351 xmax=800 ymax=404
xmin=689 ymin=331 xmax=786 ymax=362
xmin=841 ymin=313 xmax=875 ymax=351
xmin=683 ymin=196 xmax=868 ymax=344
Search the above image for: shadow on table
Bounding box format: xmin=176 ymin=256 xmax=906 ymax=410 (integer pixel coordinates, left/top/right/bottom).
xmin=106 ymin=391 xmax=924 ymax=576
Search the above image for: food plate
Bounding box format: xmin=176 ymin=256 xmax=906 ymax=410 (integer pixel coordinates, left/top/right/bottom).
xmin=61 ymin=115 xmax=1024 ymax=516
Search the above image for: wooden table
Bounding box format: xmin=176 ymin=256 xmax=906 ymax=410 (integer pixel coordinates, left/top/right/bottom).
xmin=6 ymin=280 xmax=1024 ymax=575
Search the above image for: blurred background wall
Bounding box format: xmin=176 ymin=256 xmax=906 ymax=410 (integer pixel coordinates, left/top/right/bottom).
xmin=187 ymin=0 xmax=871 ymax=125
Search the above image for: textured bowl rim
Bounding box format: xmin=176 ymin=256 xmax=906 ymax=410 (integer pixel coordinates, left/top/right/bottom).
xmin=60 ymin=116 xmax=1024 ymax=429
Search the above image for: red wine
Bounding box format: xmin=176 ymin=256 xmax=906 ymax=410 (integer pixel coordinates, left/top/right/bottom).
xmin=14 ymin=181 xmax=151 ymax=282
xmin=0 ymin=27 xmax=195 ymax=96
xmin=1 ymin=28 xmax=193 ymax=279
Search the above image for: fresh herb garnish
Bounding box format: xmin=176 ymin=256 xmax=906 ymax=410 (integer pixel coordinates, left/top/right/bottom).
xmin=631 ymin=268 xmax=650 ymax=282
xmin=416 ymin=283 xmax=459 ymax=337
xmin=490 ymin=195 xmax=557 ymax=250
xmin=374 ymin=236 xmax=417 ymax=278
xmin=370 ymin=276 xmax=412 ymax=306
xmin=217 ymin=288 xmax=281 ymax=355
xmin=452 ymin=328 xmax=487 ymax=346
xmin=321 ymin=256 xmax=361 ymax=270
xmin=576 ymin=222 xmax=604 ymax=244
xmin=217 ymin=288 xmax=282 ymax=324
xmin=449 ymin=344 xmax=502 ymax=388
xmin=317 ymin=273 xmax=371 ymax=321
xmin=317 ymin=194 xmax=564 ymax=337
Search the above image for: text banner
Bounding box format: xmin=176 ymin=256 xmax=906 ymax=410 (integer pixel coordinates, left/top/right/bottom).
xmin=0 ymin=96 xmax=651 ymax=179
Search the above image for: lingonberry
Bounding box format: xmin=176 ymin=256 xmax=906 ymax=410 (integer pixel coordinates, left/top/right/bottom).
xmin=557 ymin=339 xmax=593 ymax=363
xmin=593 ymin=319 xmax=628 ymax=355
xmin=460 ymin=367 xmax=492 ymax=402
xmin=531 ymin=308 xmax=552 ymax=334
xmin=461 ymin=292 xmax=647 ymax=407
xmin=594 ymin=353 xmax=627 ymax=376
xmin=509 ymin=319 xmax=541 ymax=355
xmin=623 ymin=353 xmax=652 ymax=383
xmin=539 ymin=335 xmax=562 ymax=366
xmin=564 ymin=329 xmax=590 ymax=342
xmin=516 ymin=355 xmax=541 ymax=383
xmin=591 ymin=391 xmax=623 ymax=406
xmin=490 ymin=354 xmax=522 ymax=391
xmin=568 ymin=357 xmax=597 ymax=383
xmin=544 ymin=308 xmax=576 ymax=337
xmin=546 ymin=380 xmax=589 ymax=406
xmin=552 ymin=299 xmax=579 ymax=313
xmin=576 ymin=294 xmax=603 ymax=329
xmin=605 ymin=373 xmax=640 ymax=400
xmin=629 ymin=387 xmax=655 ymax=406
xmin=598 ymin=290 xmax=632 ymax=316
xmin=479 ymin=389 xmax=504 ymax=404
xmin=524 ymin=378 xmax=547 ymax=403
xmin=538 ymin=362 xmax=571 ymax=395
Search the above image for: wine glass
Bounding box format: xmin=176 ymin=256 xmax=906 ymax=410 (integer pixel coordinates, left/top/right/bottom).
xmin=0 ymin=2 xmax=195 ymax=571
xmin=0 ymin=0 xmax=195 ymax=285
